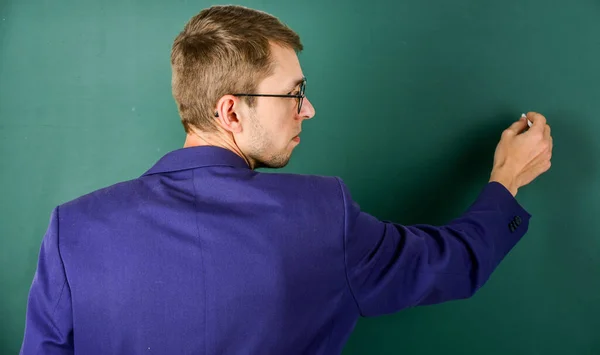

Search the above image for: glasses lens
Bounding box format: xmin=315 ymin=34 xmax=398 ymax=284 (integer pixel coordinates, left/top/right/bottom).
xmin=298 ymin=81 xmax=305 ymax=113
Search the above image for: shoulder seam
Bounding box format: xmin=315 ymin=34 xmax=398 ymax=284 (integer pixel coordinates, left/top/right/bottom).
xmin=334 ymin=177 xmax=364 ymax=316
xmin=50 ymin=206 xmax=68 ymax=340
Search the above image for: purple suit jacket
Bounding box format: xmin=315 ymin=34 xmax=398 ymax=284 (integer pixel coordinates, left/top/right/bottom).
xmin=20 ymin=146 xmax=531 ymax=354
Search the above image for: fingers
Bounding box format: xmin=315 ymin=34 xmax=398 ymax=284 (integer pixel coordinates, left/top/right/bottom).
xmin=523 ymin=123 xmax=553 ymax=180
xmin=519 ymin=159 xmax=551 ymax=186
xmin=505 ymin=117 xmax=529 ymax=136
xmin=527 ymin=112 xmax=547 ymax=131
xmin=499 ymin=112 xmax=552 ymax=189
xmin=533 ymin=155 xmax=552 ymax=175
xmin=544 ymin=123 xmax=552 ymax=141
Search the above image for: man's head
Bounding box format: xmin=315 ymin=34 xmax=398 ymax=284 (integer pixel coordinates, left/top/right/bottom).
xmin=171 ymin=5 xmax=316 ymax=169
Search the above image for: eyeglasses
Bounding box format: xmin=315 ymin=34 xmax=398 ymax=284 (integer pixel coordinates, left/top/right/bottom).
xmin=215 ymin=77 xmax=306 ymax=117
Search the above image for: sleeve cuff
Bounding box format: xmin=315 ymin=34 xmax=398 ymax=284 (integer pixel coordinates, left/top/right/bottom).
xmin=482 ymin=181 xmax=532 ymax=219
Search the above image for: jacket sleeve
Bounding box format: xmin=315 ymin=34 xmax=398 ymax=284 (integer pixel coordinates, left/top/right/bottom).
xmin=20 ymin=206 xmax=74 ymax=354
xmin=337 ymin=179 xmax=531 ymax=317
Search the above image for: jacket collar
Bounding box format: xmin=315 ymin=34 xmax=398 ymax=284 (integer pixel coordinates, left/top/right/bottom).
xmin=141 ymin=146 xmax=250 ymax=176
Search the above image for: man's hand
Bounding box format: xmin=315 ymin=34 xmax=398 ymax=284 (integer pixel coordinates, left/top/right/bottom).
xmin=489 ymin=112 xmax=553 ymax=197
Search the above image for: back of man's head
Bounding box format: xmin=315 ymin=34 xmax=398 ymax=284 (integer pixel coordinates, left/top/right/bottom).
xmin=171 ymin=5 xmax=303 ymax=133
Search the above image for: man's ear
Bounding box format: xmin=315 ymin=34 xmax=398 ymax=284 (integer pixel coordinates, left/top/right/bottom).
xmin=214 ymin=95 xmax=244 ymax=134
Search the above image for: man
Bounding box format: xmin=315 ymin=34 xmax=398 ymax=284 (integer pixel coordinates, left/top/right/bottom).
xmin=20 ymin=5 xmax=553 ymax=355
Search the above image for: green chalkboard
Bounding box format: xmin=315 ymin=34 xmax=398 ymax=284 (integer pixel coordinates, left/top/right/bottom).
xmin=1 ymin=0 xmax=599 ymax=354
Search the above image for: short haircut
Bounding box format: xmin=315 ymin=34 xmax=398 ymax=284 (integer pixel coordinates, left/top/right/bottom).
xmin=170 ymin=5 xmax=303 ymax=132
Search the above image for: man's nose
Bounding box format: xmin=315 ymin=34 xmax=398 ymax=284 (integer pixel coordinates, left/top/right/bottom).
xmin=300 ymin=97 xmax=316 ymax=119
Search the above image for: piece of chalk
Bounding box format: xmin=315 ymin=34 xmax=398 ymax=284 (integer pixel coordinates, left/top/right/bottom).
xmin=522 ymin=113 xmax=532 ymax=127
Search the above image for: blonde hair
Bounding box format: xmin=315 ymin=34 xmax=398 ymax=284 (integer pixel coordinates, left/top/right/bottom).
xmin=170 ymin=5 xmax=303 ymax=132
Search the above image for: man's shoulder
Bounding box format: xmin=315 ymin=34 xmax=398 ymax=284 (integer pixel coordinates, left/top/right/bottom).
xmin=55 ymin=170 xmax=354 ymax=218
xmin=254 ymin=171 xmax=348 ymax=196
xmin=258 ymin=171 xmax=339 ymax=183
xmin=57 ymin=176 xmax=145 ymax=216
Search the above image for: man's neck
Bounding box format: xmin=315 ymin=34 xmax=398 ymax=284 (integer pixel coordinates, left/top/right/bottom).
xmin=183 ymin=129 xmax=253 ymax=169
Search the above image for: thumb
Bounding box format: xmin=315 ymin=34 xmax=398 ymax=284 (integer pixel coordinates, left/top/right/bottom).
xmin=505 ymin=115 xmax=529 ymax=136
